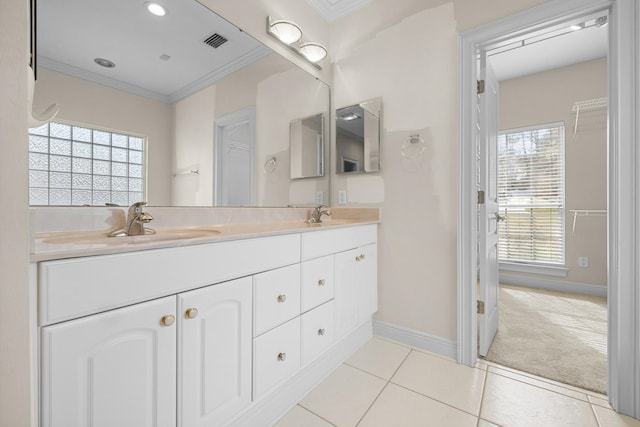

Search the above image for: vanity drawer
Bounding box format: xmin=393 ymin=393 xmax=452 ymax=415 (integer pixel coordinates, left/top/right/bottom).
xmin=301 ymin=255 xmax=334 ymax=313
xmin=301 ymin=224 xmax=377 ymax=261
xmin=253 ymin=264 xmax=301 ymax=337
xmin=301 ymin=300 xmax=335 ymax=366
xmin=252 ymin=317 xmax=301 ymax=400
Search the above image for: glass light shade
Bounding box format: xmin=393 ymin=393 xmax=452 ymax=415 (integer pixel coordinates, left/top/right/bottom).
xmin=269 ymin=20 xmax=302 ymax=45
xmin=299 ymin=42 xmax=327 ymax=63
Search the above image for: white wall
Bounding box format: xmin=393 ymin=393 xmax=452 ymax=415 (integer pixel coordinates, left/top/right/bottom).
xmin=499 ymin=58 xmax=608 ymax=287
xmin=0 ymin=1 xmax=31 ymax=425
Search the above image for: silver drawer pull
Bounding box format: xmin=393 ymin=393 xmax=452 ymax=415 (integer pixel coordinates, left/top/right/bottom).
xmin=355 ymin=254 xmax=365 ymax=262
xmin=277 ymin=352 xmax=287 ymax=361
xmin=317 ymin=328 xmax=326 ymax=336
xmin=277 ymin=294 xmax=287 ymax=303
xmin=318 ymin=279 xmax=325 ymax=286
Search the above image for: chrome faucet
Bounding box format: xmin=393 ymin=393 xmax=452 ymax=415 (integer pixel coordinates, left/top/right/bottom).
xmin=108 ymin=202 xmax=155 ymax=237
xmin=308 ymin=205 xmax=331 ymax=223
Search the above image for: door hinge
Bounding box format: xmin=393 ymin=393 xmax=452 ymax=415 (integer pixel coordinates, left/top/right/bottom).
xmin=477 ymin=80 xmax=485 ymax=94
xmin=477 ymin=300 xmax=485 ymax=314
xmin=477 ymin=190 xmax=485 ymax=205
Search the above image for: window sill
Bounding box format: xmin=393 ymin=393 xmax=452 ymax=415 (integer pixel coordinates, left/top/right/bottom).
xmin=499 ymin=262 xmax=568 ymax=277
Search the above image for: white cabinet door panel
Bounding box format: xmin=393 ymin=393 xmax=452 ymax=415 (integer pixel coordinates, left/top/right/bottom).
xmin=358 ymin=244 xmax=378 ymax=322
xmin=178 ymin=277 xmax=252 ymax=427
xmin=334 ymin=249 xmax=359 ymax=340
xmin=41 ymin=296 xmax=176 ymax=427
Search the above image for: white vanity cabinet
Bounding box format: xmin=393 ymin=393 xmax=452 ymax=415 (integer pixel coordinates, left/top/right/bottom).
xmin=40 ymin=296 xmax=177 ymax=427
xmin=177 ymin=277 xmax=252 ymax=427
xmin=36 ymin=224 xmax=378 ymax=427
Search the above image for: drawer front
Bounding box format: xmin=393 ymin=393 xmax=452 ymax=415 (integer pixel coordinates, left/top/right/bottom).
xmin=39 ymin=233 xmax=301 ymax=326
xmin=301 ymin=300 xmax=335 ymax=366
xmin=301 ymin=255 xmax=334 ymax=313
xmin=252 ymin=317 xmax=301 ymax=399
xmin=253 ymin=264 xmax=301 ymax=337
xmin=301 ymin=224 xmax=377 ymax=260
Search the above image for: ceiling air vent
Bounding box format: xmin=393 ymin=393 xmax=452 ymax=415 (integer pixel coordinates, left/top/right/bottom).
xmin=203 ymin=33 xmax=228 ymax=49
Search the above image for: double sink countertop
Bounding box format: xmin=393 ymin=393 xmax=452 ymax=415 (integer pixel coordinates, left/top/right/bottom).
xmin=31 ymin=207 xmax=380 ymax=262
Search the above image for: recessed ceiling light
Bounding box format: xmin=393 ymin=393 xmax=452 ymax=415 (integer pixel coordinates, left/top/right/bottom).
xmin=570 ymin=23 xmax=585 ymax=31
xmin=94 ymin=58 xmax=115 ymax=68
xmin=145 ymin=2 xmax=167 ymax=17
xmin=595 ymin=16 xmax=608 ymax=27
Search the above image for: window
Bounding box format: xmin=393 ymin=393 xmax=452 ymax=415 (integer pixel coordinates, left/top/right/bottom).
xmin=28 ymin=121 xmax=145 ymax=206
xmin=498 ymin=123 xmax=565 ymax=265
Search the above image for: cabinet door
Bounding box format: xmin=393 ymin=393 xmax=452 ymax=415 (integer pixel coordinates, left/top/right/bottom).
xmin=357 ymin=243 xmax=378 ymax=322
xmin=41 ymin=296 xmax=177 ymax=427
xmin=178 ymin=277 xmax=252 ymax=427
xmin=334 ymin=249 xmax=359 ymax=339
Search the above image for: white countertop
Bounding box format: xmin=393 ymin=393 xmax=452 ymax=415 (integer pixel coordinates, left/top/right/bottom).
xmin=31 ymin=217 xmax=380 ymax=262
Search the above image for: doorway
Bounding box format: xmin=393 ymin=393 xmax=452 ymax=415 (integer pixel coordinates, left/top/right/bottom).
xmin=457 ymin=0 xmax=640 ymax=418
xmin=214 ymin=107 xmax=256 ymax=206
xmin=479 ymin=16 xmax=608 ymax=394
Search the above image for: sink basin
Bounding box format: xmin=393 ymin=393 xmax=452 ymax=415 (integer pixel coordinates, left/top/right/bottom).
xmin=38 ymin=227 xmax=221 ymax=246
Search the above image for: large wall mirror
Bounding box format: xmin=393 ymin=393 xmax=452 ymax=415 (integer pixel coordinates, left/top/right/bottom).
xmin=33 ymin=0 xmax=330 ymax=207
xmin=336 ymin=98 xmax=382 ymax=174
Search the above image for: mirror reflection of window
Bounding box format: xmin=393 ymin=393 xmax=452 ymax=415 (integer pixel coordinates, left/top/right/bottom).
xmin=336 ymin=98 xmax=381 ymax=174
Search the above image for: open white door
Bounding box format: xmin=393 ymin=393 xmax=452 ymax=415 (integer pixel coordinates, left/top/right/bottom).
xmin=478 ymin=53 xmax=500 ymax=357
xmin=214 ymin=107 xmax=255 ymax=206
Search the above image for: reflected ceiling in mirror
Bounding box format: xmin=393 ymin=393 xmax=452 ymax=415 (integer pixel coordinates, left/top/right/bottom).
xmin=336 ymin=98 xmax=382 ymax=174
xmin=38 ymin=0 xmax=270 ymax=103
xmin=34 ymin=0 xmax=330 ymax=208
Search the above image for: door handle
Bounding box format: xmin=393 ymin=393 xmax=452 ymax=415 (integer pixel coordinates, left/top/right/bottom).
xmin=495 ymin=213 xmax=505 ymax=222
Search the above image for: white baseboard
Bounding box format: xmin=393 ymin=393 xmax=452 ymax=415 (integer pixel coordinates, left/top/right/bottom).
xmin=373 ymin=320 xmax=457 ymax=360
xmin=228 ymin=320 xmax=373 ymax=427
xmin=499 ymin=273 xmax=607 ymax=297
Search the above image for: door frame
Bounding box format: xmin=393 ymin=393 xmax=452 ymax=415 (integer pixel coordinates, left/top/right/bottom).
xmin=214 ymin=107 xmax=256 ymax=206
xmin=457 ymin=0 xmax=640 ymax=417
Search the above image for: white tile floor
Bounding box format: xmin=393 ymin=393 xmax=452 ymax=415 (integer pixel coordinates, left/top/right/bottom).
xmin=275 ymin=337 xmax=640 ymax=427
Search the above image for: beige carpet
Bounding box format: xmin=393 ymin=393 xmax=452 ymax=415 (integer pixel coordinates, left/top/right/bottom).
xmin=484 ymin=284 xmax=607 ymax=394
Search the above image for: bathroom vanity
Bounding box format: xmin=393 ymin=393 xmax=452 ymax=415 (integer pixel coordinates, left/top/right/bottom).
xmin=30 ymin=209 xmax=379 ymax=427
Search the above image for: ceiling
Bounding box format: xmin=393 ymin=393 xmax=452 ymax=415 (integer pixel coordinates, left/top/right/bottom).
xmin=37 ymin=0 xmax=270 ymax=103
xmin=38 ymin=0 xmax=608 ymax=103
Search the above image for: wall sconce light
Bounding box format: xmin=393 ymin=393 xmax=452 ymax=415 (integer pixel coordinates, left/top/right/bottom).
xmin=267 ymin=16 xmax=327 ymax=69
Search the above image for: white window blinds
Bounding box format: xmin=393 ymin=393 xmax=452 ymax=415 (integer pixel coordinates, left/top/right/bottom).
xmin=497 ymin=123 xmax=565 ymax=265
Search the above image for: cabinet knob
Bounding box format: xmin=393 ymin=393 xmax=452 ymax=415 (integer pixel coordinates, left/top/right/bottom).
xmin=277 ymin=294 xmax=287 ymax=303
xmin=277 ymin=352 xmax=287 ymax=361
xmin=185 ymin=308 xmax=199 ymax=319
xmin=160 ymin=314 xmax=175 ymax=327
xmin=356 ymin=254 xmax=365 ymax=262
xmin=318 ymin=279 xmax=325 ymax=287
xmin=317 ymin=328 xmax=326 ymax=336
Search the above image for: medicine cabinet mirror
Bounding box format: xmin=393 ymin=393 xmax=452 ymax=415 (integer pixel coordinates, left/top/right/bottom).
xmin=335 ymin=98 xmax=382 ymax=174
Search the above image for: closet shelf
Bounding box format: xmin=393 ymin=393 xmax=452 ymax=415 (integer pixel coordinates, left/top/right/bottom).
xmin=572 ymin=97 xmax=607 ymax=136
xmin=568 ymin=209 xmax=607 ymax=235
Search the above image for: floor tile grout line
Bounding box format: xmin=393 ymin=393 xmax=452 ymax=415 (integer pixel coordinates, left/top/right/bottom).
xmin=488 ymin=369 xmax=593 ymax=403
xmin=589 ymin=401 xmax=603 ymax=427
xmin=477 ymin=362 xmax=490 ymax=425
xmin=485 ymin=361 xmax=608 ymax=398
xmin=389 ymin=380 xmax=482 ymax=419
xmin=355 ymin=380 xmax=391 ymax=427
xmin=295 ymin=403 xmax=338 ymax=426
